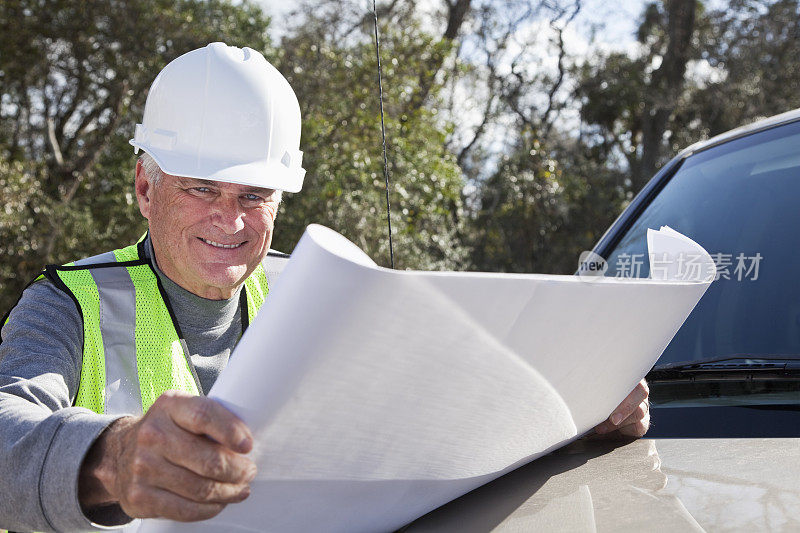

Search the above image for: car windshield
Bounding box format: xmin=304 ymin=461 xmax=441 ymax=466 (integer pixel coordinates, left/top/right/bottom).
xmin=604 ymin=120 xmax=800 ymax=374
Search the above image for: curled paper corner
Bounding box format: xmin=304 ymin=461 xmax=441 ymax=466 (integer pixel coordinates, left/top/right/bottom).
xmin=301 ymin=224 xmax=377 ymax=268
xmin=647 ymin=226 xmax=717 ymax=283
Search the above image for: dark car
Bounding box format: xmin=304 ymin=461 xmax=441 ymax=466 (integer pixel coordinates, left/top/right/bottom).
xmin=597 ymin=109 xmax=800 ymax=438
xmin=404 ymin=109 xmax=800 ymax=531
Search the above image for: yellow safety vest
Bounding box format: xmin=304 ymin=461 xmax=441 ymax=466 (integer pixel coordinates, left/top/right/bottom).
xmin=9 ymin=235 xmax=268 ymax=415
xmin=0 ymin=236 xmax=269 ymax=533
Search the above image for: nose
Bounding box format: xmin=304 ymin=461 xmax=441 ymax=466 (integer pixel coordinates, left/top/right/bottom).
xmin=211 ymin=194 xmax=245 ymax=234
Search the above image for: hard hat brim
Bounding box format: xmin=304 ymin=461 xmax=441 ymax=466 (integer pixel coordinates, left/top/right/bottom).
xmin=131 ymin=140 xmax=305 ymax=193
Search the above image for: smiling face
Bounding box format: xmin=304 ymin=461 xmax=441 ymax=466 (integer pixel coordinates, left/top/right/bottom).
xmin=135 ymin=160 xmax=280 ymax=300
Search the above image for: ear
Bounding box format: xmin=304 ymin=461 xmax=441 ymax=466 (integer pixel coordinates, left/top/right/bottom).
xmin=135 ymin=159 xmax=153 ymax=220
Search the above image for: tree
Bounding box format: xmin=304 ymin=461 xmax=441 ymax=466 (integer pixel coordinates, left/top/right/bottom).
xmin=456 ymin=0 xmax=609 ymax=273
xmin=271 ymin=2 xmax=469 ymax=270
xmin=672 ymin=0 xmax=800 ymax=145
xmin=574 ymin=0 xmax=702 ymax=191
xmin=468 ymin=128 xmax=628 ymax=274
xmin=0 ymin=0 xmax=273 ymax=312
xmin=470 ymin=131 xmax=568 ymax=273
xmin=3 ymin=0 xmax=798 ymax=312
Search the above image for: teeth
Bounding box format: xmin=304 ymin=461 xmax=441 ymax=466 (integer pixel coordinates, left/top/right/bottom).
xmin=201 ymin=238 xmax=242 ymax=249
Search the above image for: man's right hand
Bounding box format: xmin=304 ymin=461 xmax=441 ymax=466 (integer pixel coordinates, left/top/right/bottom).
xmin=79 ymin=390 xmax=257 ymax=522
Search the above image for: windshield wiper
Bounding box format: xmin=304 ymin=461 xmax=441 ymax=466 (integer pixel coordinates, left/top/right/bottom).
xmin=648 ymin=356 xmax=800 ymax=382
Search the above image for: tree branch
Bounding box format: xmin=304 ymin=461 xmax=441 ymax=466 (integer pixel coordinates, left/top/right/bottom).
xmin=46 ymin=117 xmax=65 ymax=167
xmin=405 ymin=0 xmax=472 ymax=112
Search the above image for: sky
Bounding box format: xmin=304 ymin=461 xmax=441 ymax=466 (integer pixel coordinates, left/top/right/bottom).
xmin=253 ymin=0 xmax=650 ymax=51
xmin=248 ymin=0 xmax=728 ymax=173
xmin=252 ymin=0 xmax=730 ymax=52
xmin=248 ymin=0 xmax=655 ymax=175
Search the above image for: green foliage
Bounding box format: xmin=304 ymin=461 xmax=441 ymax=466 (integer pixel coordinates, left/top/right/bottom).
xmin=272 ymin=18 xmax=467 ymax=269
xmin=573 ymin=0 xmax=706 ymax=189
xmin=574 ymin=52 xmax=649 ymax=150
xmin=468 ymin=131 xmax=627 ymax=274
xmin=0 ymin=0 xmax=467 ymax=316
xmin=470 ymin=133 xmax=565 ymax=273
xmin=0 ymin=159 xmax=52 ymax=287
xmin=468 ymin=0 xmax=800 ymax=274
xmin=574 ymin=0 xmax=800 ymax=183
xmin=672 ymin=0 xmax=800 ymax=144
xmin=1 ymin=0 xmax=799 ymax=314
xmin=0 ymin=0 xmax=273 ymax=311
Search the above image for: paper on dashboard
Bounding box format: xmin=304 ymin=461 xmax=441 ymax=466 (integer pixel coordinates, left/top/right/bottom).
xmin=140 ymin=225 xmax=714 ymax=533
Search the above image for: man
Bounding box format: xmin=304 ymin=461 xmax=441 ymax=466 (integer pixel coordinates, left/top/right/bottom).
xmin=0 ymin=43 xmax=649 ymax=532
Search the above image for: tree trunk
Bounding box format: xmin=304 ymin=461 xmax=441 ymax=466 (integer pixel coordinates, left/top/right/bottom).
xmin=405 ymin=0 xmax=472 ymax=112
xmin=638 ymin=0 xmax=696 ymax=189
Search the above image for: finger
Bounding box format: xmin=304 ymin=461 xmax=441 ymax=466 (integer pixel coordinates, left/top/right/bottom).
xmin=617 ymin=412 xmax=651 ymax=438
xmin=616 ymin=400 xmax=650 ymax=430
xmin=122 ymin=485 xmax=227 ymax=522
xmin=157 ymin=391 xmax=253 ymax=453
xmin=590 ymin=407 xmax=651 ymax=440
xmin=160 ymin=427 xmax=257 ymax=484
xmin=150 ymin=456 xmax=253 ymax=504
xmin=132 ymin=403 xmax=256 ymax=483
xmin=593 ymin=418 xmax=618 ymax=435
xmin=594 ymin=384 xmax=649 ymax=435
xmin=609 ymin=379 xmax=649 ymax=426
xmin=126 ymin=448 xmax=252 ymax=504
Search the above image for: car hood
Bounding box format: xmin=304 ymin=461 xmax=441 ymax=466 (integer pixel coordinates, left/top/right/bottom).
xmin=404 ymin=437 xmax=800 ymax=531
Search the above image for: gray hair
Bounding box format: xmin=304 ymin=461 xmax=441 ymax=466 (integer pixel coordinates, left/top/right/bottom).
xmin=138 ymin=152 xmax=164 ymax=184
xmin=136 ymin=152 xmax=283 ymax=204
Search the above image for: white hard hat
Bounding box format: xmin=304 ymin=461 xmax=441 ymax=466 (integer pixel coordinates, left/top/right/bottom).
xmin=130 ymin=42 xmax=305 ymax=193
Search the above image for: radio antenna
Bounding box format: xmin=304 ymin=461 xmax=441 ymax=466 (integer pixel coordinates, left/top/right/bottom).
xmin=371 ymin=0 xmax=395 ymax=268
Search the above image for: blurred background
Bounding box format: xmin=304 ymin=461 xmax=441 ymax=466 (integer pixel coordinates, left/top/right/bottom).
xmin=1 ymin=0 xmax=798 ymax=312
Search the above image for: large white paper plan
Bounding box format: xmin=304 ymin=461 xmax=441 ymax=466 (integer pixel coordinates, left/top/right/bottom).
xmin=139 ymin=225 xmax=715 ymax=533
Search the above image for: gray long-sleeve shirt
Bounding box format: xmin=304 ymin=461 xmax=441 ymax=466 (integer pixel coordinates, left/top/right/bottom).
xmin=0 ymin=238 xmax=244 ymax=532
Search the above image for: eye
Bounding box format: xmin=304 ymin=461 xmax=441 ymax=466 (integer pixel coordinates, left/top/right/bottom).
xmin=192 ymin=186 xmax=212 ymax=193
xmin=242 ymin=193 xmax=264 ymax=202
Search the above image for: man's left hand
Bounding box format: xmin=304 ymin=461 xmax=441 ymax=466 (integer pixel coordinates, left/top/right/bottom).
xmin=593 ymin=379 xmax=650 ymax=438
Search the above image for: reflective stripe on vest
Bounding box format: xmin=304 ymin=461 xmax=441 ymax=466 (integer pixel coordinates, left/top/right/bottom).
xmin=43 ymin=238 xmax=268 ymax=415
